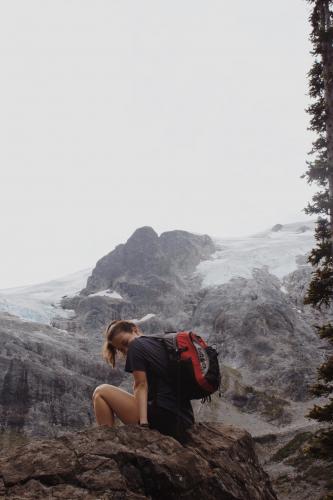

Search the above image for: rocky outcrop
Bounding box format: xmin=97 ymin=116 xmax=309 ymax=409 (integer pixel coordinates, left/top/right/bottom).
xmin=60 ymin=227 xmax=215 ymax=332
xmin=0 ymin=312 xmax=124 ymax=437
xmin=84 ymin=227 xmax=215 ymax=294
xmin=193 ymin=267 xmax=325 ymax=403
xmin=0 ymin=422 xmax=277 ymax=499
xmin=281 ymin=265 xmax=333 ymax=323
xmin=254 ymin=424 xmax=333 ymax=500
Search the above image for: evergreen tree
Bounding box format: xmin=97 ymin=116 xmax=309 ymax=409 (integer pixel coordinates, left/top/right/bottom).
xmin=302 ymin=0 xmax=333 ymax=460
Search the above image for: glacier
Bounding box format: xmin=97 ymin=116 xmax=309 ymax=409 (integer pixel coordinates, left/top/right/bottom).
xmin=194 ymin=221 xmax=316 ymax=287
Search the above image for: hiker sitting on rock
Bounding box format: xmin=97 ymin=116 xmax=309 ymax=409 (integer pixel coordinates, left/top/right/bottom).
xmin=92 ymin=319 xmax=195 ymax=444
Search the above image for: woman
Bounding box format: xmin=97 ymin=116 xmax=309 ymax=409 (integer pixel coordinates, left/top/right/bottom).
xmin=92 ymin=319 xmax=194 ymax=444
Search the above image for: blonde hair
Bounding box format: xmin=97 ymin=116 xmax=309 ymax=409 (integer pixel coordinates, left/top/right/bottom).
xmin=101 ymin=319 xmax=139 ymax=368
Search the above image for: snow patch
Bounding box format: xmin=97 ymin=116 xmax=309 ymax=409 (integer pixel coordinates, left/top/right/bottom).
xmin=130 ymin=313 xmax=156 ymax=323
xmin=88 ymin=289 xmax=123 ymax=300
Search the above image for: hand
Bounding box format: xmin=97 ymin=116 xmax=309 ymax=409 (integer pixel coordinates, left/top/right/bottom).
xmin=138 ymin=420 xmax=149 ymax=426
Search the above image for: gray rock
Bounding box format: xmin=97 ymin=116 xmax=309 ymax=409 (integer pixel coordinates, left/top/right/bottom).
xmin=57 ymin=228 xmax=331 ymax=429
xmin=84 ymin=226 xmax=215 ymax=295
xmin=63 ymin=226 xmax=215 ymax=333
xmin=192 ymin=267 xmax=325 ymax=402
xmin=0 ymin=422 xmax=277 ymax=499
xmin=1 ymin=225 xmax=332 ymax=439
xmin=0 ymin=312 xmax=124 ymax=437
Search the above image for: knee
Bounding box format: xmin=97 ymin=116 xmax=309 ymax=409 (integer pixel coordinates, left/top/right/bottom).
xmin=92 ymin=384 xmax=115 ymax=401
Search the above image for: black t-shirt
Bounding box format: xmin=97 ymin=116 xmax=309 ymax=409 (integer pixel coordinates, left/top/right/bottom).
xmin=124 ymin=335 xmax=194 ymax=425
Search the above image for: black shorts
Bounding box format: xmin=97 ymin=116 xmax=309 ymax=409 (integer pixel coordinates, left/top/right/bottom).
xmin=147 ymin=402 xmax=192 ymax=445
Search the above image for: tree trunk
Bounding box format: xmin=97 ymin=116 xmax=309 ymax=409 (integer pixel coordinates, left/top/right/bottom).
xmin=321 ymin=0 xmax=333 ymax=259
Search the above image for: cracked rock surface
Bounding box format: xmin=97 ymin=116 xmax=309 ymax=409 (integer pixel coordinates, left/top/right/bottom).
xmin=0 ymin=422 xmax=277 ymax=500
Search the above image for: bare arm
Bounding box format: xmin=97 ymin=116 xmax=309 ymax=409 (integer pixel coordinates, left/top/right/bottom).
xmin=133 ymin=370 xmax=148 ymax=424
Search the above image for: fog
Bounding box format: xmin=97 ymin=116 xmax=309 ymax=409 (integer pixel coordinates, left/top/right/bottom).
xmin=0 ymin=1 xmax=316 ymax=287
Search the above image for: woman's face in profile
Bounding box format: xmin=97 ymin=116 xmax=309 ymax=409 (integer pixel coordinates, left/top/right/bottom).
xmin=111 ymin=331 xmax=137 ymax=355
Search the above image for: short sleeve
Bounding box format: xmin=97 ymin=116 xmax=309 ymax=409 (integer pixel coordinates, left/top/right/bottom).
xmin=125 ymin=339 xmax=148 ymax=373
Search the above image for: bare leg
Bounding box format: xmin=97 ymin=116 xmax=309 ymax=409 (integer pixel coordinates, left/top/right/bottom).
xmin=92 ymin=384 xmax=139 ymax=427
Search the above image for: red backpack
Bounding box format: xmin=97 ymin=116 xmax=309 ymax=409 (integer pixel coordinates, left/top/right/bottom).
xmin=147 ymin=330 xmax=222 ymax=402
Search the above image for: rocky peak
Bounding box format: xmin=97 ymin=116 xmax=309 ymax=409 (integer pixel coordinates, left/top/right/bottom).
xmin=126 ymin=226 xmax=159 ymax=247
xmin=159 ymin=230 xmax=215 ymax=275
xmin=0 ymin=422 xmax=277 ymax=499
xmin=122 ymin=226 xmax=169 ymax=278
xmin=84 ymin=226 xmax=215 ymax=296
xmin=65 ymin=227 xmax=216 ymax=330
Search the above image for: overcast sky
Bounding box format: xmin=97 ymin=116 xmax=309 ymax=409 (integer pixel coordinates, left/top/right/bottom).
xmin=1 ymin=1 xmax=317 ymax=288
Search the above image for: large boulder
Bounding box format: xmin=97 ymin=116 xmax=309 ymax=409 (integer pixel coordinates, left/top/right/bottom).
xmin=0 ymin=422 xmax=277 ymax=499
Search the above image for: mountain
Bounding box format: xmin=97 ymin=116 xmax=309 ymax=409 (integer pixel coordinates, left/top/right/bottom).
xmin=0 ymin=220 xmax=330 ymax=437
xmin=0 ymin=220 xmax=331 ymax=498
xmin=57 ymin=221 xmax=326 ymax=401
xmin=0 ymin=221 xmax=316 ymax=326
